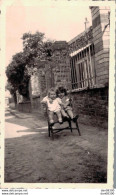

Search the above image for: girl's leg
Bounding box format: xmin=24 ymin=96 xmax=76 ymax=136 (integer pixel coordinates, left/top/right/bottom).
xmin=67 ymin=109 xmax=74 ymax=119
xmin=61 ymin=109 xmax=69 ymax=118
xmin=48 ymin=111 xmax=54 ymax=124
xmin=56 ymin=111 xmax=62 ymax=123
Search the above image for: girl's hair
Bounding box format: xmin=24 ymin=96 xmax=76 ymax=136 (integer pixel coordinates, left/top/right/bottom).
xmin=56 ymin=86 xmax=67 ymax=96
xmin=47 ymin=88 xmax=56 ymax=97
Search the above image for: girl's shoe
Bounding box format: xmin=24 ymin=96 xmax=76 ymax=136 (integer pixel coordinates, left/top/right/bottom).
xmin=63 ymin=115 xmax=69 ymax=120
xmin=49 ymin=120 xmax=54 ymax=126
xmin=59 ymin=119 xmax=63 ymax=124
xmin=73 ymin=115 xmax=79 ymax=122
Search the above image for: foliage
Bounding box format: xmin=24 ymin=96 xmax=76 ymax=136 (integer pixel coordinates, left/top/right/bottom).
xmin=18 ymin=74 xmax=30 ymax=98
xmin=6 ymin=51 xmax=29 ymax=98
xmin=5 ymin=82 xmax=16 ymax=95
xmin=6 ymin=52 xmax=26 ymax=86
xmin=22 ymin=32 xmax=54 ymax=69
xmin=22 ymin=32 xmax=45 ymax=67
xmin=6 ymin=31 xmax=54 ymax=99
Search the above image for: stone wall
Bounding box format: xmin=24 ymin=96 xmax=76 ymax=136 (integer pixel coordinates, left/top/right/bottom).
xmin=38 ymin=68 xmax=46 ymax=94
xmin=45 ymin=62 xmax=54 ymax=90
xmin=51 ymin=41 xmax=71 ymax=90
xmin=38 ymin=41 xmax=72 ymax=96
xmin=38 ymin=86 xmax=108 ymax=128
xmin=71 ymin=86 xmax=108 ymax=128
xmin=17 ymin=101 xmax=32 ymax=113
xmin=32 ymin=96 xmax=41 ymax=110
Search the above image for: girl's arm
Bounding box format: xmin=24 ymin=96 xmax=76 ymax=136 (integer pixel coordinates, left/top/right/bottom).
xmin=57 ymin=98 xmax=63 ymax=106
xmin=63 ymin=97 xmax=72 ymax=108
xmin=41 ymin=96 xmax=48 ymax=104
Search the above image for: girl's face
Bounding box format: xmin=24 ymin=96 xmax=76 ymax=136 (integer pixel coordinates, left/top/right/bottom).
xmin=49 ymin=91 xmax=56 ymax=100
xmin=58 ymin=92 xmax=65 ymax=99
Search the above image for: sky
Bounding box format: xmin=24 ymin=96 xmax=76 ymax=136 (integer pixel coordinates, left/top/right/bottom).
xmin=5 ymin=3 xmax=92 ymax=67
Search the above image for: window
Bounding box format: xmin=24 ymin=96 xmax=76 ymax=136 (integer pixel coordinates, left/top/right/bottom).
xmin=70 ymin=44 xmax=95 ymax=90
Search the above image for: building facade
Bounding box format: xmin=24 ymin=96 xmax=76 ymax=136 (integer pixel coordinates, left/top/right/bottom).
xmin=68 ymin=6 xmax=110 ymax=90
xmin=67 ymin=6 xmax=110 ymax=127
xmin=18 ymin=6 xmax=110 ymax=127
xmin=90 ymin=6 xmax=110 ymax=85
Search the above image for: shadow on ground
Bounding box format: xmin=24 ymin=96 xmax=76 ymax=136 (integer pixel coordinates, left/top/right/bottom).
xmin=5 ymin=111 xmax=108 ymax=183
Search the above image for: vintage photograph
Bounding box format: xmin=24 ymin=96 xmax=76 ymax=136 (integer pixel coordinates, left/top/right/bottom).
xmin=1 ymin=0 xmax=115 ymax=188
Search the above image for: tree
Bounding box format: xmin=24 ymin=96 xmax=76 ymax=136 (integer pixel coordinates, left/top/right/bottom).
xmin=21 ymin=32 xmax=45 ymax=67
xmin=6 ymin=52 xmax=25 ymax=86
xmin=6 ymin=52 xmax=29 ymax=99
xmin=6 ymin=31 xmax=54 ymax=101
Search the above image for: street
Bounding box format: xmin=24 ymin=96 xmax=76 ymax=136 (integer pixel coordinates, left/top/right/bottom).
xmin=5 ymin=108 xmax=47 ymax=138
xmin=5 ymin=107 xmax=108 ymax=183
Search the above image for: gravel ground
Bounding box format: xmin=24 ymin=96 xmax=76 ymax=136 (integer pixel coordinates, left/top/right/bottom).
xmin=5 ymin=110 xmax=108 ymax=183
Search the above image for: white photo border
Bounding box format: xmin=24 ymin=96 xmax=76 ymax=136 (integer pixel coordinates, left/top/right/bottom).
xmin=0 ymin=0 xmax=115 ymax=189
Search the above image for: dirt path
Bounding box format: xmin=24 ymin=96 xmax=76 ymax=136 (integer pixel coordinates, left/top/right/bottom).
xmin=5 ymin=117 xmax=108 ymax=183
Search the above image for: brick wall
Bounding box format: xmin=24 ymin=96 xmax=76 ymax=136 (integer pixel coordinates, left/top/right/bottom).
xmin=71 ymin=86 xmax=108 ymax=128
xmin=37 ymin=86 xmax=108 ymax=127
xmin=90 ymin=6 xmax=110 ymax=85
xmin=51 ymin=41 xmax=71 ymax=90
xmin=34 ymin=41 xmax=72 ymax=114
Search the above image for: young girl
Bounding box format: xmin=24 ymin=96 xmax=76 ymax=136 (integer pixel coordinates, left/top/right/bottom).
xmin=56 ymin=86 xmax=78 ymax=121
xmin=41 ymin=88 xmax=63 ymax=125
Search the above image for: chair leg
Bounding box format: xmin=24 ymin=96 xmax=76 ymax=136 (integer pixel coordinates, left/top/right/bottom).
xmin=48 ymin=122 xmax=50 ymax=137
xmin=68 ymin=119 xmax=72 ymax=132
xmin=75 ymin=120 xmax=81 ymax=136
xmin=50 ymin=126 xmax=54 ymax=140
